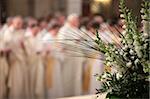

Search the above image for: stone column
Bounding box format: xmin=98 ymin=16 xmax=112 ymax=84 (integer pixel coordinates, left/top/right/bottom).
xmin=67 ymin=0 xmax=82 ymax=15
xmin=7 ymin=0 xmax=29 ymax=16
xmin=34 ymin=0 xmax=51 ymax=18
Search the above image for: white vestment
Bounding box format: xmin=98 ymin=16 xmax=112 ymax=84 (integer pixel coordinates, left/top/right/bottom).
xmin=24 ymin=34 xmax=45 ymax=99
xmin=80 ymin=32 xmax=105 ymax=94
xmin=2 ymin=27 xmax=29 ymax=99
xmin=42 ymin=33 xmax=63 ymax=98
xmin=58 ymin=24 xmax=84 ymax=97
xmin=0 ymin=55 xmax=9 ymax=99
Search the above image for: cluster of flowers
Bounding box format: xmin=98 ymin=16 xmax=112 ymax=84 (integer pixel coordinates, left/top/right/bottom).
xmin=95 ymin=0 xmax=149 ymax=98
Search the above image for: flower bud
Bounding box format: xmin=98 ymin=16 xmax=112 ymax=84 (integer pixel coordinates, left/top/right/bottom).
xmin=126 ymin=62 xmax=132 ymax=68
xmin=106 ymin=62 xmax=111 ymax=66
xmin=115 ymin=51 xmax=119 ymax=54
xmin=134 ymin=59 xmax=140 ymax=65
xmin=120 ymin=14 xmax=124 ymax=18
xmin=129 ymin=49 xmax=134 ymax=55
xmin=131 ymin=56 xmax=135 ymax=60
xmin=122 ymin=25 xmax=126 ymax=29
xmin=140 ymin=9 xmax=144 ymax=13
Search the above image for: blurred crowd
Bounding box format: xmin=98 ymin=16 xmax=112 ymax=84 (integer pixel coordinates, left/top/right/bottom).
xmin=0 ymin=13 xmax=124 ymax=99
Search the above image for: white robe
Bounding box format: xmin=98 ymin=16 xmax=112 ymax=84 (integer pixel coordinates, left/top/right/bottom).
xmin=80 ymin=32 xmax=105 ymax=95
xmin=58 ymin=24 xmax=84 ymax=97
xmin=89 ymin=30 xmax=116 ymax=94
xmin=0 ymin=55 xmax=9 ymax=99
xmin=2 ymin=27 xmax=29 ymax=99
xmin=42 ymin=33 xmax=63 ymax=98
xmin=89 ymin=59 xmax=104 ymax=94
xmin=24 ymin=34 xmax=45 ymax=99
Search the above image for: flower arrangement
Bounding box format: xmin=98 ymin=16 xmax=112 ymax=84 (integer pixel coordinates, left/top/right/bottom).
xmin=56 ymin=0 xmax=149 ymax=98
xmin=94 ymin=0 xmax=150 ymax=98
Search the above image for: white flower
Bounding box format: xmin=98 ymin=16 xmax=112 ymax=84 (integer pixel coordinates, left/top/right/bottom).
xmin=106 ymin=62 xmax=111 ymax=66
xmin=122 ymin=45 xmax=128 ymax=51
xmin=141 ymin=20 xmax=146 ymax=24
xmin=120 ymin=49 xmax=124 ymax=55
xmin=140 ymin=9 xmax=144 ymax=13
xmin=135 ymin=47 xmax=143 ymax=58
xmin=115 ymin=51 xmax=119 ymax=54
xmin=122 ymin=25 xmax=126 ymax=29
xmin=144 ymin=43 xmax=148 ymax=49
xmin=126 ymin=62 xmax=132 ymax=68
xmin=131 ymin=56 xmax=135 ymax=60
xmin=129 ymin=49 xmax=134 ymax=55
xmin=116 ymin=73 xmax=122 ymax=79
xmin=123 ymin=53 xmax=128 ymax=60
xmin=143 ymin=33 xmax=148 ymax=38
xmin=120 ymin=14 xmax=124 ymax=18
xmin=141 ymin=15 xmax=146 ymax=19
xmin=122 ymin=31 xmax=126 ymax=36
xmin=101 ymin=73 xmax=107 ymax=80
xmin=134 ymin=59 xmax=140 ymax=65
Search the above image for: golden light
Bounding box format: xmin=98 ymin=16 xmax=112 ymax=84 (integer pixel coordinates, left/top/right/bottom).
xmin=94 ymin=0 xmax=111 ymax=4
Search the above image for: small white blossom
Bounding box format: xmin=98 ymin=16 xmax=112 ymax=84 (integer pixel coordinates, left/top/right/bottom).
xmin=116 ymin=73 xmax=122 ymax=79
xmin=106 ymin=62 xmax=111 ymax=66
xmin=135 ymin=47 xmax=143 ymax=58
xmin=140 ymin=9 xmax=144 ymax=13
xmin=143 ymin=33 xmax=148 ymax=38
xmin=122 ymin=25 xmax=126 ymax=29
xmin=120 ymin=14 xmax=124 ymax=18
xmin=122 ymin=31 xmax=126 ymax=36
xmin=134 ymin=59 xmax=140 ymax=65
xmin=123 ymin=45 xmax=128 ymax=51
xmin=115 ymin=51 xmax=119 ymax=54
xmin=141 ymin=15 xmax=146 ymax=19
xmin=144 ymin=44 xmax=148 ymax=49
xmin=129 ymin=49 xmax=134 ymax=55
xmin=131 ymin=56 xmax=135 ymax=60
xmin=126 ymin=62 xmax=132 ymax=68
xmin=101 ymin=73 xmax=107 ymax=80
xmin=120 ymin=49 xmax=124 ymax=55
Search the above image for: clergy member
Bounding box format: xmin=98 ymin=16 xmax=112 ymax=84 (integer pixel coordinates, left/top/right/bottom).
xmin=58 ymin=14 xmax=84 ymax=97
xmin=42 ymin=20 xmax=63 ymax=98
xmin=2 ymin=16 xmax=29 ymax=99
xmin=24 ymin=22 xmax=45 ymax=99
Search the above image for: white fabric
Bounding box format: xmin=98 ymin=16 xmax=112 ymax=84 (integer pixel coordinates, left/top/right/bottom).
xmin=99 ymin=31 xmax=113 ymax=44
xmin=42 ymin=33 xmax=63 ymax=98
xmin=58 ymin=24 xmax=84 ymax=97
xmin=82 ymin=32 xmax=104 ymax=94
xmin=24 ymin=34 xmax=45 ymax=99
xmin=2 ymin=27 xmax=29 ymax=99
xmin=89 ymin=59 xmax=104 ymax=94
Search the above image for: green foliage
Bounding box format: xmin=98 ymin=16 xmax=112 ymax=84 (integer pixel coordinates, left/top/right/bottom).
xmin=95 ymin=0 xmax=150 ymax=98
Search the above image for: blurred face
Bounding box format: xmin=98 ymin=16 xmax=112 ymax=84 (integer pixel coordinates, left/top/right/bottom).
xmin=54 ymin=27 xmax=60 ymax=34
xmin=94 ymin=16 xmax=104 ymax=24
xmin=59 ymin=16 xmax=66 ymax=25
xmin=40 ymin=21 xmax=48 ymax=30
xmin=32 ymin=26 xmax=40 ymax=36
xmin=70 ymin=17 xmax=80 ymax=28
xmin=13 ymin=17 xmax=23 ymax=30
xmin=27 ymin=18 xmax=38 ymax=28
xmin=7 ymin=17 xmax=13 ymax=26
xmin=48 ymin=27 xmax=60 ymax=36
